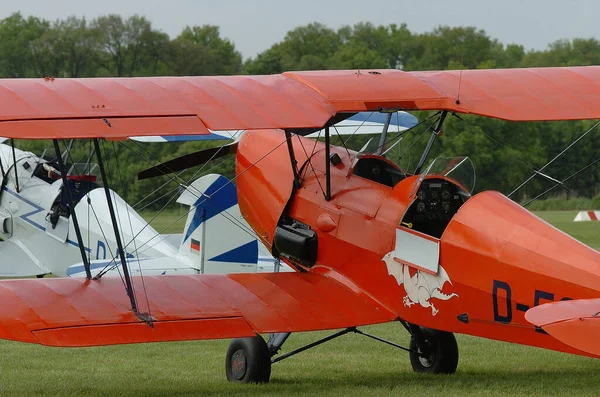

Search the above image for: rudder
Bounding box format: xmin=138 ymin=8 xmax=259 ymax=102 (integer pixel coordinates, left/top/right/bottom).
xmin=177 ymin=174 xmax=258 ymax=274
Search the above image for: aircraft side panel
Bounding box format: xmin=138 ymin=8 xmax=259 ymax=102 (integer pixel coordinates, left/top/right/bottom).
xmin=419 ymin=191 xmax=600 ymax=356
xmin=279 ymin=142 xmax=600 ymax=357
xmin=236 ymin=130 xmax=308 ymax=250
xmin=284 ymin=143 xmax=411 ymax=314
xmin=0 ymin=238 xmax=50 ymax=276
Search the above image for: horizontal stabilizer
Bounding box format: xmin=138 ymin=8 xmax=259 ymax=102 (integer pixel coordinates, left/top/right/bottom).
xmin=0 ymin=271 xmax=396 ymax=347
xmin=525 ymin=298 xmax=600 ymax=355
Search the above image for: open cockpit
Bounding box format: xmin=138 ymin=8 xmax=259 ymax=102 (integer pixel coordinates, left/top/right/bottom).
xmin=400 ymin=157 xmax=475 ymax=239
xmin=351 ymin=155 xmax=406 ymax=188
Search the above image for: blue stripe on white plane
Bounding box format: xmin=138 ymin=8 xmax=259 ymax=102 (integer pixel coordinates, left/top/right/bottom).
xmin=183 ymin=175 xmax=237 ymax=243
xmin=130 ymin=132 xmax=231 ymax=143
xmin=347 ymin=111 xmax=418 ymax=128
xmin=66 ymin=257 xmax=155 ymax=276
xmin=3 ymin=187 xmax=46 ymax=232
xmin=161 ymin=133 xmax=230 ymax=142
xmin=208 ymin=240 xmax=258 ymax=264
xmin=3 ymin=187 xmax=91 ymax=252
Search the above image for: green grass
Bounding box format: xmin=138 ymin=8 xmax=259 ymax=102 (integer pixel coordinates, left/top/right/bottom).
xmin=141 ymin=208 xmax=188 ymax=234
xmin=1 ymin=210 xmax=599 ymax=396
xmin=537 ymin=210 xmax=600 ymax=251
xmin=526 ymin=197 xmax=596 ymax=211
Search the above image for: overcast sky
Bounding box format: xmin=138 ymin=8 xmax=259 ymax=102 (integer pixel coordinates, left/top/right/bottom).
xmin=3 ymin=0 xmax=599 ymax=59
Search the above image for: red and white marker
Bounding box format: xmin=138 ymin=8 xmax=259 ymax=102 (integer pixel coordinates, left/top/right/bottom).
xmin=574 ymin=211 xmax=600 ymax=222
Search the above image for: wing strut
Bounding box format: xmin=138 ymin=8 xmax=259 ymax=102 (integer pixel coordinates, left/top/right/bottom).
xmin=10 ymin=139 xmax=19 ymax=192
xmin=0 ymin=145 xmax=5 ymax=179
xmin=414 ymin=111 xmax=448 ymax=175
xmin=325 ymin=126 xmax=331 ymax=201
xmin=93 ymin=138 xmax=143 ymax=319
xmin=285 ymin=131 xmax=301 ymax=189
xmin=52 ymin=139 xmax=92 ymax=279
xmin=375 ymin=112 xmax=393 ymax=155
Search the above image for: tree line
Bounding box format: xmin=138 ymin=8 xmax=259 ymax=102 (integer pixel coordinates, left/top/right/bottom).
xmin=4 ymin=12 xmax=600 ymax=208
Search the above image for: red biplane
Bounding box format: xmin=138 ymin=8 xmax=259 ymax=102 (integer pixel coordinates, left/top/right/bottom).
xmin=0 ymin=67 xmax=599 ymax=383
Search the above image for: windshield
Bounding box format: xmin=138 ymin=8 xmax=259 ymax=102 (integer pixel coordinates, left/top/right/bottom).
xmin=68 ymin=163 xmax=99 ymax=177
xmin=410 ymin=156 xmax=476 ymax=198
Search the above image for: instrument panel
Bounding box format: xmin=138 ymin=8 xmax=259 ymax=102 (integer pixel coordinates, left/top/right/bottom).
xmin=403 ymin=178 xmax=468 ymax=238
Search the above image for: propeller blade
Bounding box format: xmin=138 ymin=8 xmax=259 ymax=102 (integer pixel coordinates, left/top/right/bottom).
xmin=137 ymin=142 xmax=238 ymax=180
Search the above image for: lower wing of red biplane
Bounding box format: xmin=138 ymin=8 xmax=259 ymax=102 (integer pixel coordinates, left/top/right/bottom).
xmin=0 ymin=270 xmax=396 ymax=347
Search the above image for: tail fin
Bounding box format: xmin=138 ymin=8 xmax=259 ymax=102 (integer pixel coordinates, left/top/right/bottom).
xmin=176 ymin=174 xmax=259 ymax=274
xmin=526 ymin=298 xmax=600 ymax=356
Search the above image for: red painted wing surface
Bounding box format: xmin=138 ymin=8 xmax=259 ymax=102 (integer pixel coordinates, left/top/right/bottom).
xmin=2 ymin=67 xmax=600 ymax=139
xmin=0 ymin=271 xmax=396 ymax=347
xmin=526 ymin=298 xmax=600 ymax=355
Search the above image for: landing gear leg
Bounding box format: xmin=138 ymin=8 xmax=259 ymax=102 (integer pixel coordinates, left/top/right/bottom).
xmin=225 ymin=336 xmax=271 ymax=383
xmin=267 ymin=332 xmax=291 ymax=356
xmin=223 ymin=325 xmax=458 ymax=383
xmin=408 ymin=325 xmax=459 ymax=374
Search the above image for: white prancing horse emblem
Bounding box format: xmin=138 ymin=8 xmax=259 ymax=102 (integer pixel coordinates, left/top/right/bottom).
xmin=382 ymin=251 xmax=458 ymax=316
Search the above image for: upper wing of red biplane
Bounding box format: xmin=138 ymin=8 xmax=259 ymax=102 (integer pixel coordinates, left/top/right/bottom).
xmin=0 ymin=270 xmax=396 ymax=347
xmin=1 ymin=67 xmax=600 ymax=139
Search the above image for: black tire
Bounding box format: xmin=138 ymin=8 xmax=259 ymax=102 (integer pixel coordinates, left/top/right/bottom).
xmin=409 ymin=327 xmax=459 ymax=374
xmin=225 ymin=336 xmax=271 ymax=383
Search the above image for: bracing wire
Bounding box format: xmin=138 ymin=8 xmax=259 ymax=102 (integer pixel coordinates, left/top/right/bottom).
xmin=111 ymin=141 xmax=153 ymax=321
xmin=127 ymin=113 xmax=438 ymax=259
xmin=115 ymin=139 xmax=258 ymax=236
xmin=101 ymin=133 xmax=294 ymax=272
xmin=95 ymin=134 xmax=294 ymax=275
xmin=338 ymin=112 xmax=372 ymax=153
xmin=508 ymin=120 xmax=600 ymax=198
xmin=394 ymin=116 xmax=442 ymax=164
xmin=99 ymin=139 xmax=138 ymax=303
xmin=96 ymin=113 xmax=438 ymax=275
xmin=131 ymin=153 xmax=233 ymax=212
xmin=295 ymin=134 xmax=326 ymax=199
xmin=373 ymin=111 xmax=442 ymax=159
xmin=88 ymin=202 xmax=126 ymax=284
xmin=452 ymin=115 xmax=600 ymax=205
xmin=522 ymin=156 xmax=600 ymax=207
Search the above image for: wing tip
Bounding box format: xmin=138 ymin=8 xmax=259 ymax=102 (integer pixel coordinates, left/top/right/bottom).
xmin=526 ymin=298 xmax=600 ymax=356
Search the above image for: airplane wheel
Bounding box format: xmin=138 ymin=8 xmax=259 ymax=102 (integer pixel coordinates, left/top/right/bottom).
xmin=225 ymin=336 xmax=271 ymax=383
xmin=409 ymin=327 xmax=458 ymax=374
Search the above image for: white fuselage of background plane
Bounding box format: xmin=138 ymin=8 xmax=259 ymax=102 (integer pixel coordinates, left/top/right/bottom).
xmin=0 ymin=144 xmax=280 ymax=277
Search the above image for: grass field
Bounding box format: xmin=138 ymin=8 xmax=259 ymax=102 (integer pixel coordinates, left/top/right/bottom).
xmin=1 ymin=211 xmax=599 ymax=396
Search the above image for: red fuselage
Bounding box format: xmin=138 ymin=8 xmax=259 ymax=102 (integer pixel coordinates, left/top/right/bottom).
xmin=236 ymin=129 xmax=600 ymax=357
